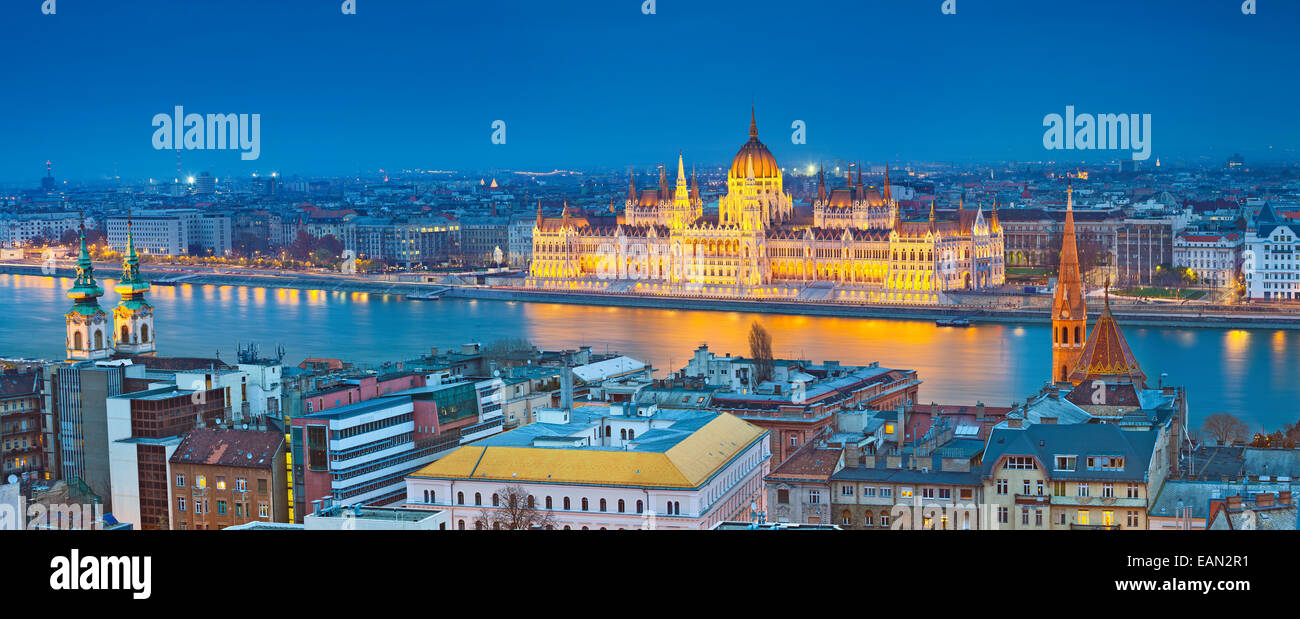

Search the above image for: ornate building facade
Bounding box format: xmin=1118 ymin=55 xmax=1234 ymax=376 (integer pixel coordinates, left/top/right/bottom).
xmin=64 ymin=216 xmax=158 ymax=361
xmin=527 ymin=111 xmax=1005 ymax=305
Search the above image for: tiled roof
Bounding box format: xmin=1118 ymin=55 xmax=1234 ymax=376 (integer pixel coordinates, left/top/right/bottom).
xmin=169 ymin=427 xmax=283 ymax=469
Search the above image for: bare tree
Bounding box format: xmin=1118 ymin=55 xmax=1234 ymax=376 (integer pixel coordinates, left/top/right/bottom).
xmin=1200 ymin=413 xmax=1250 ymax=446
xmin=748 ymin=321 xmax=774 ymax=386
xmin=478 ymin=485 xmax=554 ymax=530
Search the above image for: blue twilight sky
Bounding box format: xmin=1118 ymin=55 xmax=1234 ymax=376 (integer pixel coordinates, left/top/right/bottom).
xmin=1 ymin=0 xmax=1297 ymax=183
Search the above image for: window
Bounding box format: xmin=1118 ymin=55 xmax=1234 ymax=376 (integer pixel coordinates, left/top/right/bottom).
xmin=177 ymin=497 xmax=186 ymax=512
xmin=777 ymin=489 xmax=790 ymax=504
xmin=997 ymin=507 xmax=1008 ymax=524
xmin=636 ymin=500 xmax=644 ymax=514
xmin=474 ymin=492 xmax=482 ymax=506
xmin=259 ymin=504 xmax=269 ymax=518
xmin=196 ymin=475 xmax=207 ymax=489
xmin=1035 ymin=480 xmax=1044 ymax=496
xmin=879 ymin=488 xmax=892 ymax=499
xmin=1055 ymin=456 xmax=1077 ymax=471
xmin=1003 ymin=456 xmax=1037 ymax=470
xmin=545 ymin=496 xmax=553 ymax=510
xmin=581 ymin=498 xmax=589 ymax=511
xmin=959 ymin=488 xmax=972 ymax=501
xmin=1035 ymin=509 xmax=1043 ymax=526
xmin=217 ymin=501 xmax=227 ymax=515
xmin=1077 ymin=483 xmax=1089 ymax=497
xmin=1022 ymin=479 xmax=1031 ymax=495
xmin=235 ymin=478 xmax=247 ymax=492
xmin=879 ymin=514 xmax=890 ymax=527
xmin=899 ymin=487 xmax=913 ymax=499
xmin=257 ymin=478 xmax=267 ymax=493
xmin=840 ymin=510 xmax=852 ymax=525
xmin=1127 ymin=511 xmax=1140 ymax=528
xmin=1102 ymin=510 xmax=1115 ymax=527
xmin=1086 ymin=456 xmax=1124 ymax=471
xmin=862 ymin=487 xmax=876 ymax=498
xmin=1021 ymin=508 xmax=1029 ymax=525
xmin=1102 ymin=483 xmax=1114 ymax=498
xmin=995 ymin=479 xmax=1008 ymax=495
xmin=175 ymin=474 xmax=185 ymax=487
xmin=1126 ymin=484 xmax=1140 ymax=499
xmin=563 ymin=497 xmax=571 ymax=510
xmin=938 ymin=488 xmax=952 ymax=500
xmin=1077 ymin=510 xmax=1090 ymax=526
xmin=617 ymin=499 xmax=625 ymax=513
xmin=863 ymin=514 xmax=873 ymax=526
xmin=841 ymin=485 xmax=854 ymax=496
xmin=808 ymin=490 xmax=820 ymax=505
xmin=921 ymin=488 xmax=935 ymax=499
xmin=599 ymin=498 xmax=607 ymax=512
xmin=457 ymin=491 xmax=465 ymax=505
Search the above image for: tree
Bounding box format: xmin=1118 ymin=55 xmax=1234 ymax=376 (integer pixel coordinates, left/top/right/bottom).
xmin=477 ymin=485 xmax=553 ymax=530
xmin=1200 ymin=413 xmax=1249 ymax=446
xmin=748 ymin=321 xmax=774 ymax=386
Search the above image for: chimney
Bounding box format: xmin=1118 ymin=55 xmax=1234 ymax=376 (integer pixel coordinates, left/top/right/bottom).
xmin=560 ymin=367 xmax=574 ymax=410
xmin=976 ymin=402 xmax=985 ymax=421
xmin=1227 ymin=495 xmax=1243 ymax=509
xmin=930 ymin=402 xmax=939 ymax=416
xmin=1255 ymin=492 xmax=1274 ymax=508
xmin=845 ymin=444 xmax=861 ymax=467
xmin=1008 ymin=418 xmax=1023 ymax=429
xmin=896 ymin=405 xmax=906 ymax=454
xmin=1279 ymin=491 xmax=1292 ymax=506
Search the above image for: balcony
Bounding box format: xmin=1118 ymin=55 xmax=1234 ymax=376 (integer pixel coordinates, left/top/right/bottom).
xmin=1014 ymin=493 xmax=1050 ymax=505
xmin=1070 ymin=523 xmax=1121 ymax=530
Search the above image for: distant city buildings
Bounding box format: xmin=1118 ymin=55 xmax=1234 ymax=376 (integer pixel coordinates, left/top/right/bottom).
xmin=1244 ymin=203 xmax=1299 ymax=301
xmin=105 ymin=210 xmax=232 ymax=256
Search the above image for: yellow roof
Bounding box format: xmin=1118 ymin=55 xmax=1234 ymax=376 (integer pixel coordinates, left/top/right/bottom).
xmin=410 ymin=413 xmax=766 ymax=489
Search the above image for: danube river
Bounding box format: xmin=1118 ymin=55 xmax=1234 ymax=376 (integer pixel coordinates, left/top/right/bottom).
xmin=2 ymin=274 xmax=1295 ymax=430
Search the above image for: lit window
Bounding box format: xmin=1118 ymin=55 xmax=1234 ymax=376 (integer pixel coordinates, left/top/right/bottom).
xmin=196 ymin=475 xmax=207 ymax=489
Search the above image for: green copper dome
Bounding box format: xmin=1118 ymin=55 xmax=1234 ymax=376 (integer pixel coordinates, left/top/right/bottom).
xmin=114 ymin=223 xmax=152 ymax=299
xmin=67 ymin=227 xmax=105 ymax=311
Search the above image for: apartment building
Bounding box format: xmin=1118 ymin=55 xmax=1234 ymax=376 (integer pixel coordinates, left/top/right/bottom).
xmin=168 ymin=428 xmax=287 ymax=530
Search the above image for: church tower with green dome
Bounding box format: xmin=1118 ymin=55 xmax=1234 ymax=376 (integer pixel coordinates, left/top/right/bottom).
xmin=113 ymin=215 xmax=155 ymax=355
xmin=65 ymin=220 xmax=113 ymax=361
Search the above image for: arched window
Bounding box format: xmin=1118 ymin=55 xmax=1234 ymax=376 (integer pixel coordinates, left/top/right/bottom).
xmin=599 ymin=498 xmax=607 ymax=512
xmin=120 ymin=325 xmax=129 ymax=342
xmin=73 ymin=331 xmax=83 ymax=350
xmin=458 ymin=520 xmax=465 ymax=530
xmin=581 ymin=498 xmax=589 ymax=511
xmin=636 ymin=500 xmax=644 ymax=514
xmin=457 ymin=492 xmax=464 ymax=505
xmin=620 ymin=429 xmax=627 ymax=440
xmin=605 ymin=426 xmax=611 ymax=437
xmin=475 ymin=492 xmax=482 ymax=506
xmin=545 ymin=496 xmax=553 ymax=510
xmin=841 ymin=510 xmax=852 ymax=525
xmin=492 ymin=493 xmax=499 ymax=507
xmin=563 ymin=497 xmax=571 ymax=510
xmin=423 ymin=490 xmax=430 ymax=503
xmin=475 ymin=521 xmax=483 ymax=530
xmin=1075 ymin=325 xmax=1081 ymax=343
xmin=527 ymin=495 xmax=535 ymax=509
xmin=563 ymin=525 xmax=571 ymax=530
xmin=628 ymin=429 xmax=635 ymax=440
xmin=93 ymin=329 xmax=103 ymax=349
xmin=617 ymin=499 xmax=625 ymax=513
xmin=141 ymin=324 xmax=149 ymax=342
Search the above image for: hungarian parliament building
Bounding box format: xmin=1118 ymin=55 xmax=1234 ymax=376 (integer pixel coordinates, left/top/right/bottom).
xmin=527 ymin=112 xmax=1005 ymax=305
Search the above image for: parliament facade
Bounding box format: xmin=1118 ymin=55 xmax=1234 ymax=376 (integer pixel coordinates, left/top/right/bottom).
xmin=527 ymin=111 xmax=1005 ymax=304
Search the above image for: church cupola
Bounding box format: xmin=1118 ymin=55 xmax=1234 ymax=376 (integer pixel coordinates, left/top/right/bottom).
xmin=113 ymin=215 xmax=156 ymax=355
xmin=65 ymin=220 xmax=113 ymax=361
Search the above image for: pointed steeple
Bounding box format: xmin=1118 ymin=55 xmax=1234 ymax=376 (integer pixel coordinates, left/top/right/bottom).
xmin=115 ymin=211 xmax=150 ymax=299
xmin=690 ymin=165 xmax=700 ymax=202
xmin=1067 ymin=278 xmax=1146 ymax=388
xmin=958 ymin=191 xmax=965 ymax=211
xmin=856 ymin=162 xmax=864 ymax=189
xmin=991 ymin=197 xmax=1001 ymax=231
xmin=817 ymin=166 xmax=827 ymax=204
xmin=1052 ymin=184 xmax=1088 ymax=384
xmin=659 ymin=164 xmax=668 ymax=195
xmin=882 ymin=164 xmax=892 ymax=204
xmin=749 ymin=107 xmax=758 ymax=139
xmin=627 ymin=168 xmax=637 ymax=205
xmin=746 ymin=152 xmax=755 ymax=180
xmin=536 ymin=199 xmax=544 ymax=228
xmin=929 ymin=200 xmax=936 ymax=232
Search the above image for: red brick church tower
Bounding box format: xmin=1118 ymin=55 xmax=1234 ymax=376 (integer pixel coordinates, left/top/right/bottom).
xmin=1052 ymin=186 xmax=1087 ymax=384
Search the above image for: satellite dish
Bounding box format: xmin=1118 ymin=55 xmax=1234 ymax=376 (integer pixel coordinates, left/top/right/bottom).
xmin=5 ymin=474 xmax=17 ymax=485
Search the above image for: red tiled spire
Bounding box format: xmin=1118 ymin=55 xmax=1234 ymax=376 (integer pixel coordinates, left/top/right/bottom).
xmin=1068 ymin=283 xmax=1146 ymax=387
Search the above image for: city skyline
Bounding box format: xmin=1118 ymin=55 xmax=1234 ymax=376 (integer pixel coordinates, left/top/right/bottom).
xmin=3 ymin=0 xmax=1300 ymax=183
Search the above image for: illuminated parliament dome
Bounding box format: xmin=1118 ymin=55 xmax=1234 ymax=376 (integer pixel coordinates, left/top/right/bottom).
xmin=729 ymin=109 xmax=780 ymax=179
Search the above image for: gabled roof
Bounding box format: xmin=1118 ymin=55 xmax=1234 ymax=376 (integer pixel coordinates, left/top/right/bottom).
xmin=982 ymin=423 xmax=1159 ymax=482
xmin=169 ymin=427 xmax=283 ymax=469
